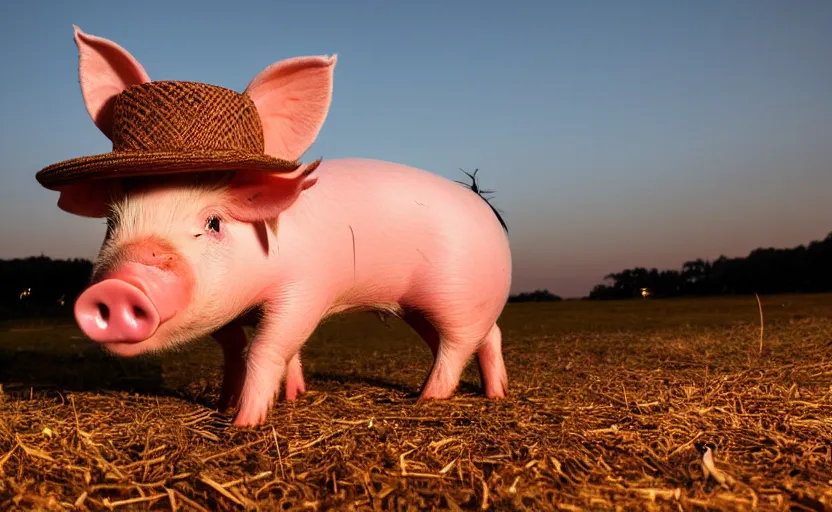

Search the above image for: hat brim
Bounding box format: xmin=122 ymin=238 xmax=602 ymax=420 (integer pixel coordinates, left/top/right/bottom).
xmin=36 ymin=149 xmax=302 ymax=190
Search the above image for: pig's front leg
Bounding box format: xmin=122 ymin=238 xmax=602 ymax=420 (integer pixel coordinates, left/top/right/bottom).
xmin=234 ymin=302 xmax=321 ymax=427
xmin=213 ymin=323 xmax=305 ymax=410
xmin=213 ymin=323 xmax=248 ymax=411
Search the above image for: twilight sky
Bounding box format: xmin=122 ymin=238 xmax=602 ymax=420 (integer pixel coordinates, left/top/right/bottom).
xmin=1 ymin=1 xmax=831 ymax=298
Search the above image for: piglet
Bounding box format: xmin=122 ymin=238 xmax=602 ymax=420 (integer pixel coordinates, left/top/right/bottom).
xmin=63 ymin=28 xmax=512 ymax=427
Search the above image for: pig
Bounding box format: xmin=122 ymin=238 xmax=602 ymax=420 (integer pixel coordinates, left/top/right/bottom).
xmin=60 ymin=28 xmax=512 ymax=427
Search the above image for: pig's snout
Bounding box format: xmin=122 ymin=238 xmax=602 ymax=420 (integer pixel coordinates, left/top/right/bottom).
xmin=74 ymin=279 xmax=161 ymax=343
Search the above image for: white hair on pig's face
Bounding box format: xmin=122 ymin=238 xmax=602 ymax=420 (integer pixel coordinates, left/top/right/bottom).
xmin=95 ymin=171 xmax=276 ymax=356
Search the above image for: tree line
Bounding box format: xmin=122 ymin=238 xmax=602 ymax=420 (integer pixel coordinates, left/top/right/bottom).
xmin=589 ymin=231 xmax=832 ymax=300
xmin=0 ymin=256 xmax=93 ymax=320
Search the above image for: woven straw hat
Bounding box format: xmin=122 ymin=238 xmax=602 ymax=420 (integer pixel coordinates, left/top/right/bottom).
xmin=36 ymin=80 xmax=303 ymax=189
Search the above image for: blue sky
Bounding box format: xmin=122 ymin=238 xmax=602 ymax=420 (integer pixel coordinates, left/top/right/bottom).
xmin=1 ymin=0 xmax=831 ymax=297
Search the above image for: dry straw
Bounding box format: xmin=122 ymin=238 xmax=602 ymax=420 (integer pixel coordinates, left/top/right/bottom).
xmin=2 ymin=298 xmax=831 ymax=509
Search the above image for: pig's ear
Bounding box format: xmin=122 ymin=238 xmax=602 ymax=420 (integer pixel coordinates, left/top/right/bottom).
xmin=224 ymin=160 xmax=321 ymax=222
xmin=73 ymin=25 xmax=151 ymax=139
xmin=56 ymin=181 xmax=124 ymax=218
xmin=244 ymin=55 xmax=337 ymax=161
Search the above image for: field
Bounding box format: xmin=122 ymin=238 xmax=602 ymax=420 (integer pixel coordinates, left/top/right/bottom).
xmin=1 ymin=294 xmax=831 ymax=511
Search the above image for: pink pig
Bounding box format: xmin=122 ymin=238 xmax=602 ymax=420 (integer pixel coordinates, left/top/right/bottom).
xmin=58 ymin=27 xmax=511 ymax=427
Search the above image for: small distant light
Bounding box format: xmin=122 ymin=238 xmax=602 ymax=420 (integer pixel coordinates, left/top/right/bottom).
xmin=19 ymin=287 xmax=32 ymax=300
xmin=640 ymin=288 xmax=651 ymax=298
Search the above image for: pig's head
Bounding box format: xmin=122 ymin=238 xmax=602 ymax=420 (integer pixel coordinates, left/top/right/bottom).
xmin=76 ymin=167 xmax=318 ymax=357
xmin=65 ymin=26 xmax=334 ymax=357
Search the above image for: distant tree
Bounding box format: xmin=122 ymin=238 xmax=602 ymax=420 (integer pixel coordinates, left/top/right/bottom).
xmin=681 ymin=258 xmax=712 ymax=295
xmin=0 ymin=256 xmax=93 ymax=319
xmin=508 ymin=289 xmax=562 ymax=302
xmin=587 ymin=283 xmax=620 ymax=300
xmin=588 ymin=231 xmax=832 ymax=300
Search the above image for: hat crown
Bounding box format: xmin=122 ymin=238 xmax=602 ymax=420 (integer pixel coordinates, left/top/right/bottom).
xmin=111 ymin=81 xmax=265 ymax=153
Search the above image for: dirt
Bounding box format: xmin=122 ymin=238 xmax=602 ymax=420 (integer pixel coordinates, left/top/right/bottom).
xmin=1 ymin=294 xmax=831 ymax=511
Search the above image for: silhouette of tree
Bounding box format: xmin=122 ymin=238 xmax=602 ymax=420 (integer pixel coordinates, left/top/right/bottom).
xmin=588 ymin=231 xmax=832 ymax=300
xmin=0 ymin=256 xmax=93 ymax=319
xmin=508 ymin=289 xmax=562 ymax=302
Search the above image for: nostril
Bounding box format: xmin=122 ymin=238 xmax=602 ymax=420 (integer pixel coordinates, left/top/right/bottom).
xmin=133 ymin=306 xmax=147 ymax=321
xmin=96 ymin=303 xmax=110 ymax=329
xmin=97 ymin=303 xmax=110 ymax=321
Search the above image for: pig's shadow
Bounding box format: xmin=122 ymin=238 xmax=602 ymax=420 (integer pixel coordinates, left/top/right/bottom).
xmin=308 ymin=372 xmax=482 ymax=398
xmin=0 ymin=345 xmax=482 ymax=404
xmin=0 ymin=346 xmax=168 ymax=398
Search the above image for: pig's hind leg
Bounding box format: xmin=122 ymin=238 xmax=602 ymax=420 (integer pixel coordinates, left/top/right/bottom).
xmin=415 ymin=316 xmax=507 ymax=400
xmin=475 ymin=323 xmax=508 ymax=398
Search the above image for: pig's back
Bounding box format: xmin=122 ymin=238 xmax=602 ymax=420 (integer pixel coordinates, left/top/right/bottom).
xmin=280 ymin=158 xmax=512 ymax=312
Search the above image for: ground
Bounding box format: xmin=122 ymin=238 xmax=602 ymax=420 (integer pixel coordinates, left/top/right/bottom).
xmin=0 ymin=294 xmax=831 ymax=511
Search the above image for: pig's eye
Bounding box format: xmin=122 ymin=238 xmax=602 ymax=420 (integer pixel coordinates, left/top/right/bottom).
xmin=206 ymin=215 xmax=222 ymax=233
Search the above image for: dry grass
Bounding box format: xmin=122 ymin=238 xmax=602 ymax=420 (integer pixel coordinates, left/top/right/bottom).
xmin=1 ymin=293 xmax=831 ymax=511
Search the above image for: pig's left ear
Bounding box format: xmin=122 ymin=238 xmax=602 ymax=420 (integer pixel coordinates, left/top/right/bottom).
xmin=73 ymin=25 xmax=151 ymax=139
xmin=244 ymin=55 xmax=337 ymax=161
xmin=224 ymin=160 xmax=320 ymax=223
xmin=55 ymin=181 xmax=125 ymax=218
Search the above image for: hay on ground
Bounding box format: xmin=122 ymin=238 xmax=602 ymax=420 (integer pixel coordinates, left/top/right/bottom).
xmin=1 ymin=294 xmax=831 ymax=510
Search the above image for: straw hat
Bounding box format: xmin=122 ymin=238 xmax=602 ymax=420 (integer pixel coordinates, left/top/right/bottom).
xmin=36 ymin=80 xmax=303 ymax=189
